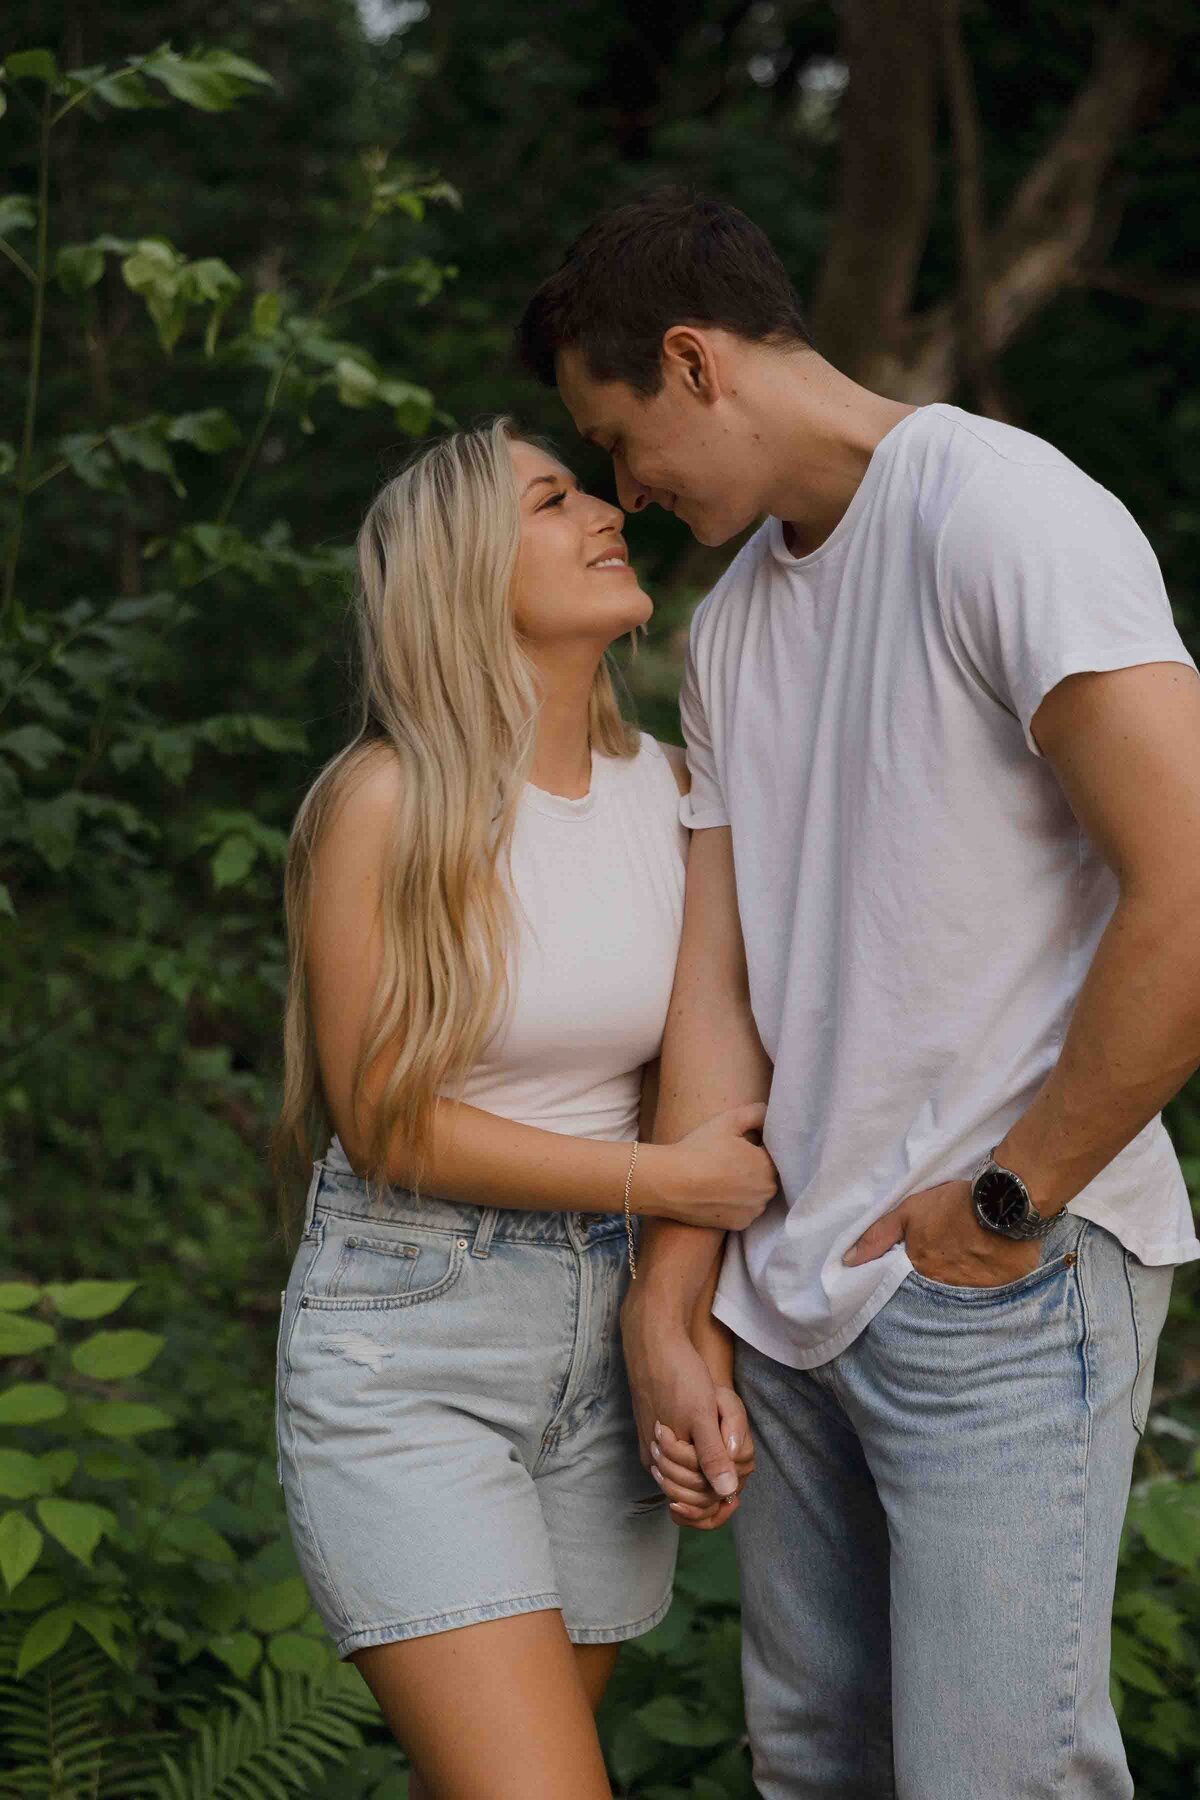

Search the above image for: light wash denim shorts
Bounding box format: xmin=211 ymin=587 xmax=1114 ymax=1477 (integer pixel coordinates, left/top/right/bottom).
xmin=275 ymin=1154 xmax=677 ymax=1659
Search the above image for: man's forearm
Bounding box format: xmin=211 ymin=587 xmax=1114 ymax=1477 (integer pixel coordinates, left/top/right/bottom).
xmin=636 ymin=991 xmax=773 ymax=1322
xmin=998 ymin=890 xmax=1200 ymax=1213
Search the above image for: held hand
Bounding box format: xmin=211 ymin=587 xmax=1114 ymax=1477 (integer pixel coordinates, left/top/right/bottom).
xmin=843 ymin=1180 xmax=1043 ymax=1286
xmin=620 ymin=1308 xmax=742 ymax=1503
xmin=659 ymin=1103 xmax=778 ymax=1230
xmin=650 ymin=1389 xmax=756 ymax=1531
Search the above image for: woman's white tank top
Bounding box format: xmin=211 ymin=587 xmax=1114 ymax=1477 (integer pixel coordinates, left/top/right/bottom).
xmin=461 ymin=731 xmax=688 ymax=1140
xmin=327 ymin=732 xmax=688 ymax=1168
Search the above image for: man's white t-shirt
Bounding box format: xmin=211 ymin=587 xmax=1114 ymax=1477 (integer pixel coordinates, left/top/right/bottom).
xmin=680 ymin=401 xmax=1200 ymax=1372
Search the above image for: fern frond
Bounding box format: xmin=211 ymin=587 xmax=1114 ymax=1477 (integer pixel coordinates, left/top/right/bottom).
xmin=149 ymin=1665 xmax=380 ymax=1800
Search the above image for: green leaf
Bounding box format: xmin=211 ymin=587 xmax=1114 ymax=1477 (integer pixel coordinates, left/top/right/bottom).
xmin=244 ymin=1577 xmax=309 ymax=1633
xmin=635 ymin=1694 xmax=732 ymax=1749
xmin=0 ymin=1511 xmax=43 ymax=1592
xmin=0 ymin=1312 xmax=56 ymax=1356
xmin=252 ymin=291 xmax=281 ymax=335
xmin=1110 ymin=1625 xmax=1168 ymax=1696
xmin=0 ymin=194 xmax=36 ymax=236
xmin=71 ymin=1328 xmax=165 ymax=1379
xmin=78 ymin=1400 xmax=172 ymax=1438
xmin=35 ymin=1498 xmax=115 ymax=1566
xmin=15 ymin=1605 xmax=75 ymax=1678
xmin=267 ymin=1631 xmax=331 ymax=1675
xmin=208 ymin=1629 xmax=262 ymax=1679
xmin=55 ymin=242 xmax=105 ymax=294
xmin=197 ymin=1584 xmax=244 ymax=1632
xmin=92 ymin=68 xmax=156 ymax=109
xmin=0 ymin=1452 xmax=49 ymax=1501
xmin=334 ymin=357 xmax=378 ymax=408
xmin=0 ymin=724 xmax=67 ymax=771
xmin=0 ymin=883 xmax=13 ymax=920
xmin=211 ymin=834 xmax=258 ymax=888
xmin=378 ymin=378 xmax=434 ymax=436
xmin=167 ymin=408 xmax=241 ymax=452
xmin=144 ymin=49 xmax=255 ymax=111
xmin=71 ymin=1602 xmax=128 ymax=1663
xmin=38 ymin=1450 xmax=78 ymax=1491
xmin=1132 ymin=1478 xmax=1200 ymax=1569
xmin=45 ymin=1279 xmax=136 ymax=1319
xmin=0 ymin=1283 xmax=41 ymax=1313
xmin=111 ymin=419 xmax=184 ymax=495
xmin=2 ymin=1573 xmax=62 ymax=1614
xmin=160 ymin=1515 xmax=236 ymax=1565
xmin=6 ymin=50 xmax=59 ymax=84
xmin=0 ymin=1384 xmax=68 ymax=1425
xmin=81 ymin=1448 xmax=136 ymax=1480
xmin=57 ymin=432 xmax=124 ymax=493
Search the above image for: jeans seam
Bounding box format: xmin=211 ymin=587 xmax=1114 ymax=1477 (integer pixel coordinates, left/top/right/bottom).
xmin=1124 ymin=1251 xmax=1146 ymax=1434
xmin=1062 ymin=1224 xmax=1095 ymax=1785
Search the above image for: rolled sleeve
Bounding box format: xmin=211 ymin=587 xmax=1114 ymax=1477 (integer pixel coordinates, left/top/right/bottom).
xmin=677 ymin=620 xmax=729 ymax=829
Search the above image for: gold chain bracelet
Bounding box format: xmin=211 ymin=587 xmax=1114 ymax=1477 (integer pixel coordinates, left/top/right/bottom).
xmin=623 ymin=1139 xmax=640 ymax=1280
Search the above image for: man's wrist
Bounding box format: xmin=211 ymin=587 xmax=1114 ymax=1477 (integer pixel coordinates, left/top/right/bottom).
xmin=989 ymin=1134 xmax=1070 ymax=1220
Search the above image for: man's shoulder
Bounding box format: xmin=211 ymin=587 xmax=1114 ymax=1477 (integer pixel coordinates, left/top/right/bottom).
xmin=687 ymin=520 xmax=774 ymax=645
xmin=916 ymin=405 xmax=1117 ymax=555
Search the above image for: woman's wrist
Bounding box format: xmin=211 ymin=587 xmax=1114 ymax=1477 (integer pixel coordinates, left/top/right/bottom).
xmin=627 ymin=1140 xmax=680 ymax=1219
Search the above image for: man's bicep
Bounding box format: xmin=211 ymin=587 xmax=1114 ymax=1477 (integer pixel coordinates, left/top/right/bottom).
xmin=1035 ymin=661 xmax=1200 ymax=889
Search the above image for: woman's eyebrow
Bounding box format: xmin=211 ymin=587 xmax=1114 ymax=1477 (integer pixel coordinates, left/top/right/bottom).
xmin=521 ymin=472 xmax=582 ymax=496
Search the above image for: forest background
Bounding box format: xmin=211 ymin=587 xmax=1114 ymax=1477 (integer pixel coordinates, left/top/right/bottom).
xmin=2 ymin=2 xmax=1200 ymax=1795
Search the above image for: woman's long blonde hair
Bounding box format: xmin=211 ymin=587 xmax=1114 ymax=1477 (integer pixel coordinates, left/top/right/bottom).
xmin=272 ymin=416 xmax=639 ymax=1225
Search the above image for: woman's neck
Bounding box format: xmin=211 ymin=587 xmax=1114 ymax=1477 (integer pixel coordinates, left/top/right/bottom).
xmin=526 ymin=652 xmax=597 ymax=800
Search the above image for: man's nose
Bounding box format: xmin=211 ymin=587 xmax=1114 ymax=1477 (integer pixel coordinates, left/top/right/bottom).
xmin=613 ymin=455 xmax=650 ymax=514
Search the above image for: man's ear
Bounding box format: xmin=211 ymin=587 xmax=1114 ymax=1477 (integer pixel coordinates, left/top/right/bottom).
xmin=661 ymin=326 xmax=721 ymax=402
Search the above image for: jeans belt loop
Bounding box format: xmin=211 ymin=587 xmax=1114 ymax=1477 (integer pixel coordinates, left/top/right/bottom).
xmin=471 ymin=1207 xmax=499 ymax=1259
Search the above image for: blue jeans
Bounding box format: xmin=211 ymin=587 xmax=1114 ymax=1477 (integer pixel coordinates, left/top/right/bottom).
xmin=731 ymin=1211 xmax=1173 ymax=1798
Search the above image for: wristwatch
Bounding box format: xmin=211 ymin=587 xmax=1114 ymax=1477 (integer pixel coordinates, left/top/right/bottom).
xmin=970 ymin=1148 xmax=1056 ymax=1241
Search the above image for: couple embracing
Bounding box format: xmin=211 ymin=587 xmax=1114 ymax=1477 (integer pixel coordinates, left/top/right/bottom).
xmin=273 ymin=190 xmax=1200 ymax=1798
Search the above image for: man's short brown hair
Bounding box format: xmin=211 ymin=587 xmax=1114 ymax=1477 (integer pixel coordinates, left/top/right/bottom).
xmin=515 ymin=187 xmax=811 ymax=397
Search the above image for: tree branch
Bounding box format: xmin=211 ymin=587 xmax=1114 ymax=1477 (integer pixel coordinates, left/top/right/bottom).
xmin=901 ymin=18 xmax=1169 ymax=402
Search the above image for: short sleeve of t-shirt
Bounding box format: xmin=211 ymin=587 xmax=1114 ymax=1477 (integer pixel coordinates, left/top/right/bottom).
xmin=936 ymin=458 xmax=1196 ymax=757
xmin=677 ymin=608 xmax=730 ymax=829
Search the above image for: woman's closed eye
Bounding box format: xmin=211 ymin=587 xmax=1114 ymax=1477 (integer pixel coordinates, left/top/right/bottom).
xmin=539 ymin=489 xmax=567 ymax=510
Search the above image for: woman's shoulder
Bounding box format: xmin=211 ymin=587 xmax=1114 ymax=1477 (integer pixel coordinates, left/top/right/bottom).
xmin=632 ymin=730 xmax=690 ymax=798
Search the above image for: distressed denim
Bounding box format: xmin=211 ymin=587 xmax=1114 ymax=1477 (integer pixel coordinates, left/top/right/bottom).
xmin=276 ymin=1156 xmax=676 ymax=1658
xmin=732 ymin=1210 xmax=1174 ymax=1798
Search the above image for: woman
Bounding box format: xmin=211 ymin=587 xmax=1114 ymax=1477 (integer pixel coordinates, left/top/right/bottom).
xmin=273 ymin=417 xmax=775 ymax=1799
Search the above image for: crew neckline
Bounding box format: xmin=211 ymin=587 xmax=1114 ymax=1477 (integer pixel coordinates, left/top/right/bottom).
xmin=522 ymin=746 xmax=599 ymax=820
xmin=768 ymin=404 xmax=930 ymax=570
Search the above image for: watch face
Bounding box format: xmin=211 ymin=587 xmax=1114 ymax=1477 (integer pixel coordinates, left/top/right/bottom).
xmin=974 ymin=1168 xmax=1028 ymax=1232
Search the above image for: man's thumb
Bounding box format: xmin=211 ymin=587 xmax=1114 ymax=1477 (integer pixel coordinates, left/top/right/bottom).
xmin=693 ymin=1413 xmax=739 ymax=1499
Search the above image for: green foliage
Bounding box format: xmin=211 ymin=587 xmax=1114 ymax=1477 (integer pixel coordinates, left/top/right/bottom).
xmin=2 ymin=4 xmax=1199 ymax=1795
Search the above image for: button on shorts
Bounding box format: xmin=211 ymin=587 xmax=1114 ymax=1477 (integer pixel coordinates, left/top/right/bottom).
xmin=275 ymin=1158 xmax=678 ymax=1658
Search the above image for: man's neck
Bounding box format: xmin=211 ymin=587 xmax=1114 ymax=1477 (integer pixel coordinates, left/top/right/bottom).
xmin=759 ymin=357 xmax=920 ymax=558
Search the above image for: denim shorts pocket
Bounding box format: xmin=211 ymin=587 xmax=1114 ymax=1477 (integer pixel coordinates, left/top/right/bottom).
xmin=304 ymin=1222 xmax=467 ymax=1312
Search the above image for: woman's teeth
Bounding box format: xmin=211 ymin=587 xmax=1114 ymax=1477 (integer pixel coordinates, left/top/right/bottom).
xmin=591 ymin=558 xmax=626 ymax=570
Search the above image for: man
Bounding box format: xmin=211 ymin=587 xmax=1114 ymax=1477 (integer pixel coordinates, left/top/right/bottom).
xmin=515 ymin=190 xmax=1200 ymax=1798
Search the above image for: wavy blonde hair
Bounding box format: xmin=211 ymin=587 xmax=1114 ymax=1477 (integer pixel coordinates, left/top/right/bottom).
xmin=272 ymin=416 xmax=639 ymax=1225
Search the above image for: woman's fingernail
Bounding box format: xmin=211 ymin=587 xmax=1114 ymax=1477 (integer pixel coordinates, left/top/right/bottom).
xmin=650 ymin=1441 xmax=660 ymax=1461
xmin=651 ymin=1466 xmax=663 ymax=1485
xmin=654 ymin=1420 xmax=663 ymax=1441
xmin=727 ymin=1435 xmax=739 ymax=1454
